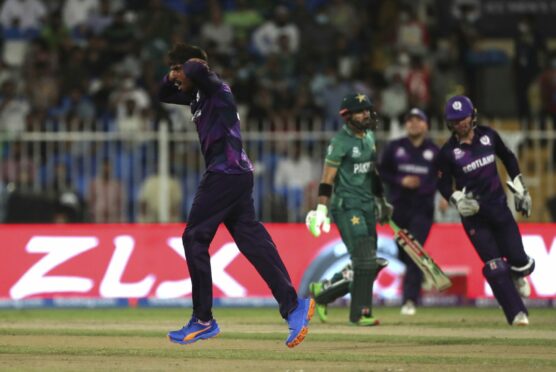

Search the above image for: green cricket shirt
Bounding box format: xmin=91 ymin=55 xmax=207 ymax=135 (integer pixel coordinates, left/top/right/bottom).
xmin=325 ymin=125 xmax=377 ymax=204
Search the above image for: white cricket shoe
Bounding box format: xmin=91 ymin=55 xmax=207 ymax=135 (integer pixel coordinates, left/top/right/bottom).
xmin=512 ymin=311 xmax=529 ymax=326
xmin=400 ymin=300 xmax=416 ymax=316
xmin=513 ymin=276 xmax=531 ymax=298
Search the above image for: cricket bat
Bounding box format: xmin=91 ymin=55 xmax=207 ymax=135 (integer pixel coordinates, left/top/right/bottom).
xmin=388 ymin=220 xmax=452 ymax=291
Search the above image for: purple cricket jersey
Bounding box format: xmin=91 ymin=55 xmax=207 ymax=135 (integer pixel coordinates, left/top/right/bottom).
xmin=436 ymin=125 xmax=521 ymax=205
xmin=378 ymin=137 xmax=439 ymax=207
xmin=159 ymin=60 xmax=253 ymax=174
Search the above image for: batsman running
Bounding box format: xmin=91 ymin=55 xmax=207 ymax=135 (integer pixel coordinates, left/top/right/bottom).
xmin=378 ymin=108 xmax=440 ymax=315
xmin=436 ymin=95 xmax=534 ymax=326
xmin=306 ymin=93 xmax=392 ymax=325
xmin=160 ymin=43 xmax=314 ymax=347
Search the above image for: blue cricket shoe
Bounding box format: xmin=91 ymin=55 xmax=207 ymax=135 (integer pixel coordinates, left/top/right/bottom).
xmin=285 ymin=298 xmax=315 ymax=348
xmin=168 ymin=316 xmax=220 ymax=345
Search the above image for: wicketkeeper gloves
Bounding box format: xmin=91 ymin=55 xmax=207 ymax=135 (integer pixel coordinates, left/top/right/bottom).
xmin=506 ymin=174 xmax=532 ymax=217
xmin=375 ymin=196 xmax=394 ymax=225
xmin=306 ymin=204 xmax=331 ymax=237
xmin=450 ymin=188 xmax=480 ymax=217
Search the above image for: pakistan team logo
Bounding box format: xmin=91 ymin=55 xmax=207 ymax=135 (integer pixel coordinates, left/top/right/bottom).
xmin=352 ymin=147 xmax=361 ymax=158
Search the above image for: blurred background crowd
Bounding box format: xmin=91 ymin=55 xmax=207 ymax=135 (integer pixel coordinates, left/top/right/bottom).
xmin=0 ymin=0 xmax=555 ymax=224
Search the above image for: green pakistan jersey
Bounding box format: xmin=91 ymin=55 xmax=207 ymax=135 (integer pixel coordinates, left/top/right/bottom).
xmin=325 ymin=125 xmax=377 ymax=203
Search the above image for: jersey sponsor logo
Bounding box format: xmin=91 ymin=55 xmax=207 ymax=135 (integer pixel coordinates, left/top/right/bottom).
xmin=453 ymin=148 xmax=464 ymax=160
xmin=462 ymin=154 xmax=495 ymax=174
xmin=395 ymin=147 xmax=406 ymax=157
xmin=398 ymin=164 xmax=429 ymax=175
xmin=423 ymin=149 xmax=434 ymax=161
xmin=352 ymin=146 xmax=361 ymax=158
xmin=480 ymin=135 xmax=491 ymax=146
xmin=353 ymin=161 xmax=372 ymax=174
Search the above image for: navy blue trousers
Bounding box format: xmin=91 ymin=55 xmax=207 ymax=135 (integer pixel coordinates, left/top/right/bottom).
xmin=392 ymin=203 xmax=434 ymax=304
xmin=461 ymin=203 xmax=529 ymax=266
xmin=182 ymin=171 xmax=298 ymax=321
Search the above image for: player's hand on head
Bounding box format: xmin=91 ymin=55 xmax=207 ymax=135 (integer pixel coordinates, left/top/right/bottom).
xmin=450 ymin=188 xmax=479 ymax=217
xmin=506 ymin=175 xmax=532 ymax=218
xmin=375 ymin=196 xmax=394 ymax=224
xmin=305 ymin=204 xmax=330 ymax=237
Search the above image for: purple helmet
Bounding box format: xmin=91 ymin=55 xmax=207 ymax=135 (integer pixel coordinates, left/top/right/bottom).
xmin=444 ymin=95 xmax=474 ymax=121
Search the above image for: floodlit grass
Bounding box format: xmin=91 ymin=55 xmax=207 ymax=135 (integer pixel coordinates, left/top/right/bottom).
xmin=1 ymin=306 xmax=555 ymax=371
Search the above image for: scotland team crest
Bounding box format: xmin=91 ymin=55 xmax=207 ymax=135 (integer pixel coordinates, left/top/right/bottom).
xmin=423 ymin=149 xmax=434 ymax=161
xmin=480 ymin=135 xmax=491 ymax=146
xmin=453 ymin=148 xmax=464 ymax=160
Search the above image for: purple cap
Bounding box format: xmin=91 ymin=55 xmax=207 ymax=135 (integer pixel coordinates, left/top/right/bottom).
xmin=405 ymin=107 xmax=428 ymax=122
xmin=444 ymin=95 xmax=474 ymax=121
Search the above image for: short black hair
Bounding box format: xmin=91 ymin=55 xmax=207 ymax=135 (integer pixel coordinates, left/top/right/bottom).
xmin=167 ymin=43 xmax=208 ymax=65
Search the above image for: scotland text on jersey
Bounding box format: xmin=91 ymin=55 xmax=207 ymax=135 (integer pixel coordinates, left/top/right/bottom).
xmin=462 ymin=154 xmax=495 ymax=174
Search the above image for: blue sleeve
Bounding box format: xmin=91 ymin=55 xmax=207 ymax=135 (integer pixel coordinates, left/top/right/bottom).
xmin=158 ymin=74 xmax=195 ymax=105
xmin=492 ymin=129 xmax=521 ymax=179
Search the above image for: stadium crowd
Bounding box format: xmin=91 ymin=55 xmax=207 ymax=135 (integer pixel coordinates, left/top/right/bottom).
xmin=0 ymin=0 xmax=554 ymax=223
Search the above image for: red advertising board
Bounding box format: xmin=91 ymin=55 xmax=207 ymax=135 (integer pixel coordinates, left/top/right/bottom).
xmin=0 ymin=224 xmax=554 ymax=304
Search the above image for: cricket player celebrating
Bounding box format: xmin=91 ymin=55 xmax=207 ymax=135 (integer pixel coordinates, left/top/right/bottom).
xmin=306 ymin=93 xmax=392 ymax=326
xmin=378 ymin=108 xmax=439 ymax=315
xmin=160 ymin=43 xmax=314 ymax=347
xmin=436 ymin=95 xmax=534 ymax=326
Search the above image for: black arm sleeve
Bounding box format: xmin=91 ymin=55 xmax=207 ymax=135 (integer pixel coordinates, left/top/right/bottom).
xmin=372 ymin=168 xmax=385 ymax=197
xmin=436 ymin=149 xmax=453 ymax=200
xmin=493 ymin=129 xmax=521 ymax=179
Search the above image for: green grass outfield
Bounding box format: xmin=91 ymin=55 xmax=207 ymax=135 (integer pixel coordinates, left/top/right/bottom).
xmin=1 ymin=306 xmax=555 ymax=371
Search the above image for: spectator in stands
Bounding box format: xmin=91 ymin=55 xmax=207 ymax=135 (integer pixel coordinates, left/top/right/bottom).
xmin=223 ymin=0 xmax=263 ymax=43
xmin=405 ymin=55 xmax=431 ymax=111
xmin=252 ymin=5 xmax=299 ymax=57
xmin=0 ymin=80 xmax=31 ymax=134
xmin=137 ymin=0 xmax=182 ymax=48
xmin=62 ymin=0 xmax=99 ymax=32
xmin=513 ymin=15 xmax=546 ymax=128
xmin=138 ymin=166 xmax=183 ymax=223
xmin=325 ymin=0 xmax=360 ymax=41
xmin=0 ymin=0 xmax=47 ymax=32
xmin=1 ymin=140 xmax=35 ymax=186
xmin=101 ymin=9 xmax=135 ymax=63
xmin=200 ymin=3 xmax=234 ymax=58
xmin=394 ymin=5 xmax=429 ymax=56
xmin=274 ymin=141 xmax=318 ymax=221
xmin=451 ymin=2 xmax=481 ymax=101
xmin=86 ymin=0 xmax=113 ymax=36
xmin=87 ymin=158 xmax=126 ymax=222
xmin=539 ymin=54 xmax=556 ymax=131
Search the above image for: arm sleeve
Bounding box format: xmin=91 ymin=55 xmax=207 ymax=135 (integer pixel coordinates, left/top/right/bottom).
xmin=377 ymin=143 xmax=403 ymax=186
xmin=492 ymin=129 xmax=521 ymax=179
xmin=435 ymin=149 xmax=453 ymax=200
xmin=372 ymin=169 xmax=385 ymax=197
xmin=183 ymin=60 xmax=221 ymax=95
xmin=158 ymin=74 xmax=195 ymax=105
xmin=324 ymin=137 xmax=347 ymax=168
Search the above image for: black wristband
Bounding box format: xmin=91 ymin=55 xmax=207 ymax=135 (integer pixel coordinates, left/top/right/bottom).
xmin=318 ymin=183 xmax=333 ymax=197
